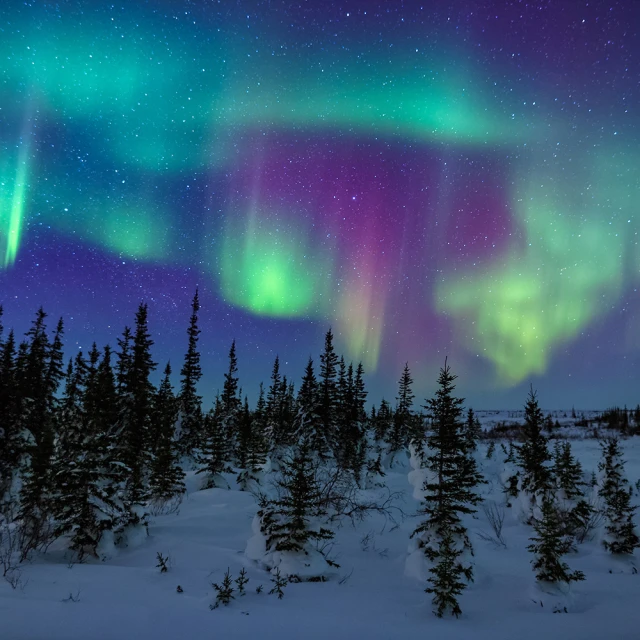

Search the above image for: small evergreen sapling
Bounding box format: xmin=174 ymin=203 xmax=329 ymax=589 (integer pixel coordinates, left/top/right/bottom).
xmin=235 ymin=568 xmax=249 ymax=595
xmin=156 ymin=552 xmax=169 ymax=573
xmin=211 ymin=568 xmax=235 ymax=609
xmin=269 ymin=567 xmax=287 ymax=599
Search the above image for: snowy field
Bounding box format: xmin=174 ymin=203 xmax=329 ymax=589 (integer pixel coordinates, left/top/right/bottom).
xmin=2 ymin=413 xmax=640 ymax=640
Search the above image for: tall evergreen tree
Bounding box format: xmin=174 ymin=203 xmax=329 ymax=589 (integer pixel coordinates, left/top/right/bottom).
xmin=318 ymin=329 xmax=339 ymax=459
xmin=0 ymin=329 xmax=21 ymax=507
xmin=242 ymin=384 xmax=269 ymax=483
xmin=294 ymin=358 xmax=323 ymax=455
xmin=178 ymin=290 xmax=203 ymax=455
xmin=19 ymin=311 xmax=64 ymax=553
xmin=266 ymin=356 xmax=285 ymax=448
xmin=221 ymin=340 xmax=241 ymax=459
xmin=118 ymin=304 xmax=157 ymax=534
xmin=149 ymin=363 xmax=185 ymax=504
xmin=388 ymin=363 xmax=416 ymax=460
xmin=411 ymin=361 xmax=481 ymax=617
xmin=198 ymin=400 xmax=233 ymax=489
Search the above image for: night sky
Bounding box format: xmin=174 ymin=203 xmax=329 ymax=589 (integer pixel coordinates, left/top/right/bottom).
xmin=0 ymin=0 xmax=638 ymax=409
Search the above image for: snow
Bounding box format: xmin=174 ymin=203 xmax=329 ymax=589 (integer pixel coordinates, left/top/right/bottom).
xmin=3 ymin=423 xmax=640 ymax=639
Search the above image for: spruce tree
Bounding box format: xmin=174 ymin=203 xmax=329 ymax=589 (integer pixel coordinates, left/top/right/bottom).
xmin=239 ymin=384 xmax=269 ymax=487
xmin=0 ymin=329 xmax=21 ymax=508
xmin=235 ymin=397 xmax=253 ymax=471
xmin=51 ymin=342 xmax=123 ymax=559
xmin=258 ymin=441 xmax=333 ymax=556
xmin=149 ymin=363 xmax=185 ymax=504
xmin=411 ymin=361 xmax=481 ymax=617
xmin=178 ymin=290 xmax=203 ymax=455
xmin=464 ymin=408 xmax=481 ymax=452
xmin=373 ymin=399 xmax=393 ymax=445
xmin=294 ymin=358 xmax=324 ymax=457
xmin=19 ymin=311 xmax=64 ymax=554
xmin=599 ymin=438 xmax=640 ymax=554
xmin=388 ymin=363 xmax=415 ymax=460
xmin=117 ymin=304 xmax=157 ymax=535
xmin=518 ymin=388 xmax=552 ymax=499
xmin=552 ymin=441 xmax=585 ymax=501
xmin=198 ymin=401 xmax=233 ymax=489
xmin=221 ymin=340 xmax=241 ymax=460
xmin=318 ymin=329 xmax=339 ymax=459
xmin=528 ymin=494 xmax=585 ymax=584
xmin=266 ymin=356 xmax=285 ymax=448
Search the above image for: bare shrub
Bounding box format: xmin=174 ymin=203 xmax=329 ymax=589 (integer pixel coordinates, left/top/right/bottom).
xmin=148 ymin=495 xmax=183 ymax=517
xmin=477 ymin=501 xmax=507 ymax=548
xmin=575 ymin=502 xmax=606 ymax=544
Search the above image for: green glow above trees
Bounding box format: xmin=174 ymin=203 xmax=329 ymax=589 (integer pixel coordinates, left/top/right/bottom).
xmin=436 ymin=181 xmax=626 ymax=383
xmin=219 ymin=208 xmax=334 ymax=318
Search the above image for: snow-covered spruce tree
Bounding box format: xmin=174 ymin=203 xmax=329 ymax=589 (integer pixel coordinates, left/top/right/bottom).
xmin=51 ymin=354 xmax=85 ymax=489
xmin=372 ymin=399 xmax=393 ymax=447
xmin=116 ymin=303 xmax=157 ymax=540
xmin=350 ymin=362 xmax=369 ymax=484
xmin=292 ymin=358 xmax=324 ymax=457
xmin=0 ymin=328 xmax=23 ymax=510
xmin=550 ymin=441 xmax=593 ymax=545
xmin=51 ymin=344 xmax=123 ymax=560
xmin=517 ymin=387 xmax=552 ymax=502
xmin=528 ymin=494 xmax=585 ymax=584
xmin=318 ymin=329 xmax=339 ymax=460
xmin=237 ymin=385 xmax=269 ymax=490
xmin=220 ymin=340 xmax=242 ymax=462
xmin=177 ymin=290 xmax=203 ymax=456
xmin=335 ymin=361 xmax=368 ymax=482
xmin=235 ymin=397 xmax=252 ymax=471
xmin=149 ymin=363 xmax=185 ymax=505
xmin=598 ymin=438 xmax=640 ymax=554
xmin=197 ymin=401 xmax=233 ymax=489
xmin=552 ymin=441 xmax=585 ymax=501
xmin=249 ymin=440 xmax=336 ymax=580
xmin=410 ymin=360 xmax=482 ymax=617
xmin=464 ymin=408 xmax=481 ymax=453
xmin=18 ymin=311 xmax=65 ymax=557
xmin=387 ymin=363 xmax=415 ymax=465
xmin=50 ymin=352 xmax=91 ymax=555
xmin=82 ymin=344 xmax=124 ymax=554
xmin=266 ymin=356 xmax=289 ymax=453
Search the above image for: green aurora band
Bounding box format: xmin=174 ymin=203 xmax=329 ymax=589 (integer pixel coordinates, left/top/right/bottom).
xmin=435 ymin=157 xmax=636 ymax=383
xmin=219 ymin=208 xmax=334 ymax=318
xmin=1 ymin=146 xmax=28 ymax=269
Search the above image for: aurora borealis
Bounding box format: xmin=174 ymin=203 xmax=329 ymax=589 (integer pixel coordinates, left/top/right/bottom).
xmin=0 ymin=0 xmax=638 ymax=408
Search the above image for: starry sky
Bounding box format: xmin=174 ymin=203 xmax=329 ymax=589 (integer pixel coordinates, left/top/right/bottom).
xmin=0 ymin=0 xmax=638 ymax=409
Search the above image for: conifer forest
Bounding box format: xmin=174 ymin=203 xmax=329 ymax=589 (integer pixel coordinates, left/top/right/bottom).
xmin=1 ymin=1 xmax=639 ymax=638
xmin=1 ymin=301 xmax=639 ymax=638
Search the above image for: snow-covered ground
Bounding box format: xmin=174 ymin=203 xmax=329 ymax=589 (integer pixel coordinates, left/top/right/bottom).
xmin=2 ymin=420 xmax=640 ymax=640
